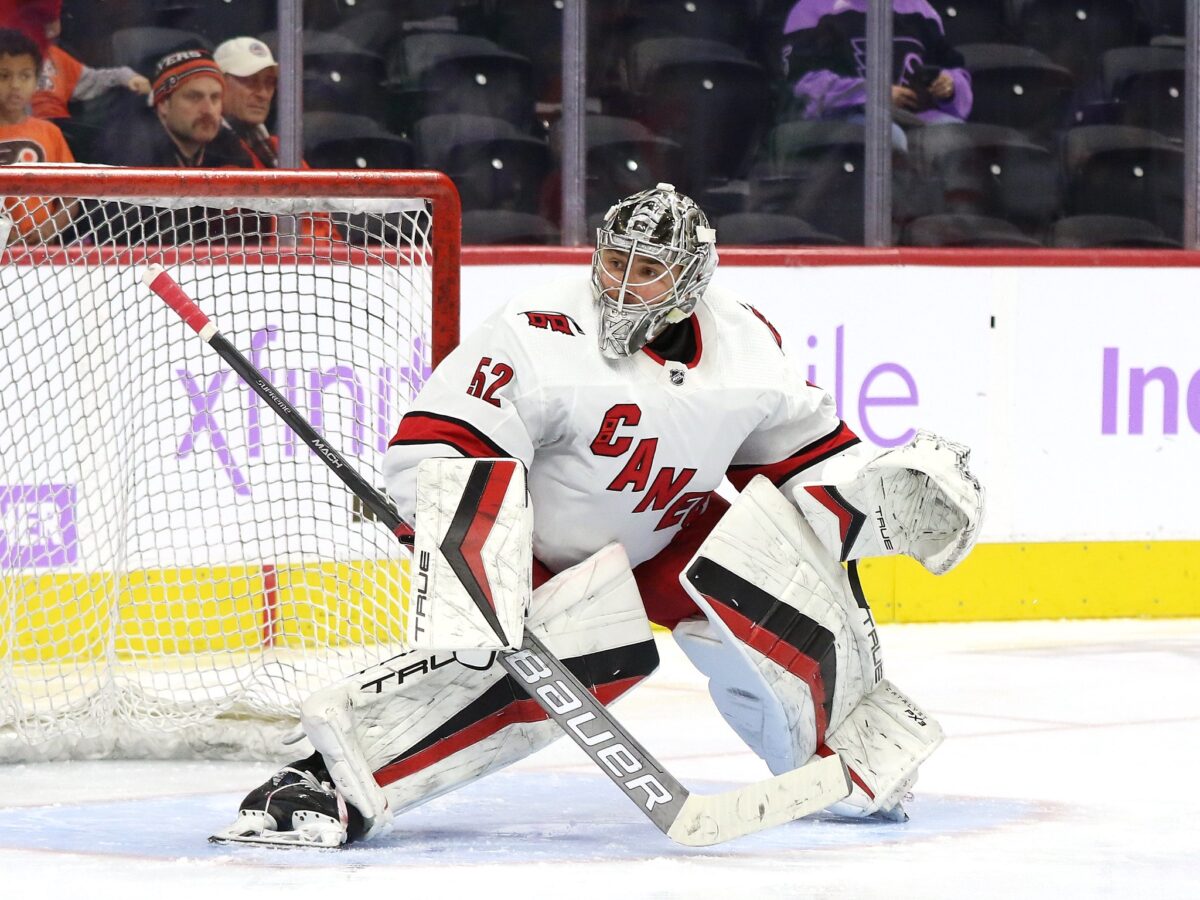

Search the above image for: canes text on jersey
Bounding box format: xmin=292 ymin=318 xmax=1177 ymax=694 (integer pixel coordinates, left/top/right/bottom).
xmin=590 ymin=403 xmax=710 ymax=531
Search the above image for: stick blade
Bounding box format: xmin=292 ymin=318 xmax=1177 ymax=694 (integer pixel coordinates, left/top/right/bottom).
xmin=666 ymin=754 xmax=851 ymax=847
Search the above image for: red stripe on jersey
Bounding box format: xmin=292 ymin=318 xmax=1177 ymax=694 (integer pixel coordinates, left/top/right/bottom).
xmin=816 ymin=743 xmax=875 ymax=800
xmin=699 ymin=593 xmax=829 ymax=745
xmin=389 ymin=411 xmax=509 ymax=459
xmin=727 ymin=421 xmax=860 ymax=491
xmin=372 ymin=676 xmax=644 ymax=786
xmin=744 ymin=304 xmax=782 ymax=348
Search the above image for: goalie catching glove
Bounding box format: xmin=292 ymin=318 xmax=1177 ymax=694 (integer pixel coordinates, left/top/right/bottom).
xmin=793 ymin=430 xmax=984 ymax=575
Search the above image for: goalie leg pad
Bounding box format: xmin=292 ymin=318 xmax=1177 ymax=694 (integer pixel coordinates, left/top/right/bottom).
xmin=677 ymin=477 xmax=883 ymax=774
xmin=817 ymin=679 xmax=944 ymax=818
xmin=300 ymin=543 xmax=657 ymax=838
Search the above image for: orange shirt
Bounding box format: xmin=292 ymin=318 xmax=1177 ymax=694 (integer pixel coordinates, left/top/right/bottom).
xmin=0 ymin=117 xmax=76 ymax=240
xmin=33 ymin=46 xmax=84 ymax=120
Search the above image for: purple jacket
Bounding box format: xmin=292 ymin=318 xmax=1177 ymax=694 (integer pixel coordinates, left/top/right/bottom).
xmin=782 ymin=0 xmax=973 ymax=122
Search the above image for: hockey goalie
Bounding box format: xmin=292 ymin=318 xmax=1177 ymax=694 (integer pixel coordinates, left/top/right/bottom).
xmin=214 ymin=184 xmax=984 ymax=847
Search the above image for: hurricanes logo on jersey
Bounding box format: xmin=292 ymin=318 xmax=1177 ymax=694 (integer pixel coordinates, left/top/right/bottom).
xmin=590 ymin=404 xmax=710 ymax=531
xmin=521 ymin=311 xmax=585 ymax=336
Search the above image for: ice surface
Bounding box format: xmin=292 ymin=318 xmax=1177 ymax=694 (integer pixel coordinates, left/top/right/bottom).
xmin=1 ymin=619 xmax=1196 ymax=900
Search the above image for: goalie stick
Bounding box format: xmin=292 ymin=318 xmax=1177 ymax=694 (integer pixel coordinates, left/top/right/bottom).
xmin=143 ymin=264 xmax=851 ymax=847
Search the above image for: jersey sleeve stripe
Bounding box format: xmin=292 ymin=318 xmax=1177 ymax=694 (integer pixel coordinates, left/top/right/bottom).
xmin=388 ymin=411 xmax=512 ymax=459
xmin=726 ymin=421 xmax=860 ymax=490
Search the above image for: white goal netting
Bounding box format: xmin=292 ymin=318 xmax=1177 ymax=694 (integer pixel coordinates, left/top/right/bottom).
xmin=0 ymin=167 xmax=459 ymax=761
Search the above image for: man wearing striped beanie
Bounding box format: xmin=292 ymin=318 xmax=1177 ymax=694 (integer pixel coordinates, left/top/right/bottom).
xmin=134 ymin=47 xmax=250 ymax=168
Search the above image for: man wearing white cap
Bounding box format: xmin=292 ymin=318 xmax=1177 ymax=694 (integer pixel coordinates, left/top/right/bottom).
xmin=213 ymin=36 xmax=281 ymax=168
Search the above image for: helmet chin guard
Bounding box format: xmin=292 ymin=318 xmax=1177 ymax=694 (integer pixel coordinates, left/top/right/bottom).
xmin=591 ymin=183 xmax=717 ymax=359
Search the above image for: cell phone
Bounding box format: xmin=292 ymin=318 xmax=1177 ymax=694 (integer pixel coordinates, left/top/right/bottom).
xmin=913 ymin=65 xmax=941 ymax=87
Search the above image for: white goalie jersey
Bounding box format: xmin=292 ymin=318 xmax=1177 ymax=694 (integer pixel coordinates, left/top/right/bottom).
xmin=383 ymin=276 xmax=861 ymax=573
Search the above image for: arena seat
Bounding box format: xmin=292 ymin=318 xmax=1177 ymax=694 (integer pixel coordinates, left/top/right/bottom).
xmin=414 ymin=114 xmax=553 ymax=213
xmin=386 ymin=33 xmax=537 ymax=129
xmin=1063 ymin=124 xmax=1183 ymax=239
xmin=907 ymin=122 xmax=1060 ymax=232
xmin=625 ymin=37 xmax=772 ymax=191
xmin=302 ymin=112 xmax=415 ymax=169
xmin=479 ymin=0 xmax=570 ymax=103
xmin=110 ymin=26 xmax=210 ymax=76
xmin=150 ymin=0 xmax=275 ymax=42
xmin=714 ymin=213 xmax=847 ymax=246
xmin=1101 ymin=45 xmax=1185 ymax=140
xmin=1010 ymin=0 xmax=1143 ymax=82
xmin=1132 ymin=0 xmax=1186 ymax=37
xmin=1048 ymin=214 xmax=1180 ymax=247
xmin=902 ymin=213 xmax=1043 ymax=246
xmin=574 ymin=116 xmax=686 ymax=220
xmin=623 ymin=0 xmax=759 ymax=52
xmin=927 ymin=0 xmax=1012 ymax=46
xmin=462 ymin=210 xmax=560 ymax=245
xmin=957 ymin=43 xmax=1076 ymax=136
xmin=303 ymin=0 xmax=479 ymax=30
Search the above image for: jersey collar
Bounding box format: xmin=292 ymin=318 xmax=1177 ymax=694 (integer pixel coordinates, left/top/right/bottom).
xmin=639 ymin=314 xmax=704 ymax=369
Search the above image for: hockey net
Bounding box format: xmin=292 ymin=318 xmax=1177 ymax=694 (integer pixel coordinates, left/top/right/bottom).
xmin=0 ymin=167 xmax=460 ymax=761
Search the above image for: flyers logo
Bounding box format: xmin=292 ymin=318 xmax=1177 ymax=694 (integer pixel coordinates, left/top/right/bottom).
xmin=0 ymin=141 xmax=45 ymax=166
xmin=521 ymin=310 xmax=585 ymax=335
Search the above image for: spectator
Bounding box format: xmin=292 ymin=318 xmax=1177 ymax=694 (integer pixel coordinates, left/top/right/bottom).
xmin=0 ymin=0 xmax=149 ymax=120
xmin=781 ymin=0 xmax=972 ymax=141
xmin=0 ymin=27 xmax=76 ymax=244
xmin=213 ymin=37 xmax=280 ymax=168
xmin=214 ymin=37 xmax=336 ymax=239
xmin=101 ymin=48 xmax=251 ymax=168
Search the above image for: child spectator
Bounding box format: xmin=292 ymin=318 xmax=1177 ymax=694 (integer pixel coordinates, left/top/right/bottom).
xmin=0 ymin=27 xmax=75 ymax=244
xmin=0 ymin=0 xmax=149 ymax=120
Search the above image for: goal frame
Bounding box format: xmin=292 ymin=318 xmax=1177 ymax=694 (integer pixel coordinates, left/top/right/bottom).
xmin=0 ymin=165 xmax=462 ymax=761
xmin=0 ymin=166 xmax=462 ymax=366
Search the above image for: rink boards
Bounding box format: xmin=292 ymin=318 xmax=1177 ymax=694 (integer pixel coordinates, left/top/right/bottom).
xmin=461 ymin=254 xmax=1200 ymax=622
xmin=2 ymin=254 xmax=1197 ymax=656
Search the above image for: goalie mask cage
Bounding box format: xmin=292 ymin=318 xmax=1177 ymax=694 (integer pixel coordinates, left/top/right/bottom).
xmin=0 ymin=167 xmax=460 ymax=762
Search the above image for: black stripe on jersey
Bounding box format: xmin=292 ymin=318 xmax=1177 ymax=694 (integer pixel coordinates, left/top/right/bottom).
xmin=688 ymin=557 xmax=838 ymax=730
xmin=389 ymin=411 xmax=512 ymax=458
xmin=379 ymin=639 xmax=660 ymax=769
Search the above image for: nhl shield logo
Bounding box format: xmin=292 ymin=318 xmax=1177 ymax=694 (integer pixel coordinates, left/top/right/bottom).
xmin=669 ymin=368 xmax=685 ymax=386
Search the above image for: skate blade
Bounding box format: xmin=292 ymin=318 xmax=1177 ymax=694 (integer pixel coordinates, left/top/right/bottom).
xmin=209 ymin=830 xmax=343 ymax=849
xmin=209 ymin=811 xmax=345 ymax=849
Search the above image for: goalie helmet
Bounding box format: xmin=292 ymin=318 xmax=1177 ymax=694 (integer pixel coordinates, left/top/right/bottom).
xmin=591 ymin=183 xmax=718 ymax=359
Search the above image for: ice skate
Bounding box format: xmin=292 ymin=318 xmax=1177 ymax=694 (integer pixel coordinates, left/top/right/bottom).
xmin=211 ymin=753 xmax=365 ymax=848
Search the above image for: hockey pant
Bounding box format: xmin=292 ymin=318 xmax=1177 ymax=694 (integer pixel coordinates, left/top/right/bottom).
xmin=300 ymin=542 xmax=658 ymax=833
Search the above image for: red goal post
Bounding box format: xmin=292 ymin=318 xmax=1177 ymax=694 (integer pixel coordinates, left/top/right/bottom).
xmin=0 ymin=166 xmax=461 ymax=761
